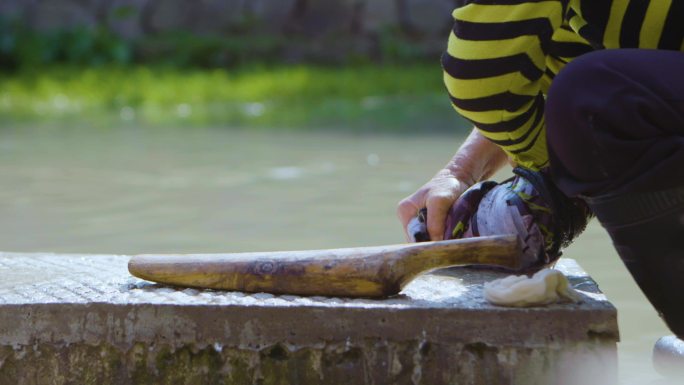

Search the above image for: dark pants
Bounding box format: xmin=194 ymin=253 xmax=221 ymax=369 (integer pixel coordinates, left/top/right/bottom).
xmin=546 ymin=49 xmax=684 ymax=338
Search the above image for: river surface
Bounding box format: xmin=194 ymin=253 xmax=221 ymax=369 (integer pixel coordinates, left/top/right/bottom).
xmin=0 ymin=126 xmax=674 ymax=384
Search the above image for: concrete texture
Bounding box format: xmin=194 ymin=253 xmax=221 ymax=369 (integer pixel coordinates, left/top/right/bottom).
xmin=0 ymin=252 xmax=618 ymax=384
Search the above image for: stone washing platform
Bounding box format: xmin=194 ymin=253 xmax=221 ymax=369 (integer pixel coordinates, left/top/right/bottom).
xmin=0 ymin=253 xmax=618 ymax=385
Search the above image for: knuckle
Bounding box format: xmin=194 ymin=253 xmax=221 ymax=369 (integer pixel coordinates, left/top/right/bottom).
xmin=397 ymin=198 xmax=419 ymax=221
xmin=397 ymin=198 xmax=415 ymax=211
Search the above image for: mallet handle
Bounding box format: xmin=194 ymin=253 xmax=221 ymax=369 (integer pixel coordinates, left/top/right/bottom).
xmin=128 ymin=235 xmax=521 ymax=298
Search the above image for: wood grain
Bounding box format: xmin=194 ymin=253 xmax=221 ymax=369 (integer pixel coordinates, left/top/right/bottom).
xmin=128 ymin=235 xmax=522 ymax=298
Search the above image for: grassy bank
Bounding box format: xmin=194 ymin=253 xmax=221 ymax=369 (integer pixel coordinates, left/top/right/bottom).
xmin=0 ymin=65 xmax=469 ymax=132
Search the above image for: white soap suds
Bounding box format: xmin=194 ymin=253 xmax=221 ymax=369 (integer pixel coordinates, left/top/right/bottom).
xmin=484 ymin=269 xmax=582 ymax=307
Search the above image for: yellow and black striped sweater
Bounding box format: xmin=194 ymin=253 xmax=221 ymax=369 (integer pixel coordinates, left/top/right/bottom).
xmin=442 ymin=0 xmax=684 ymax=170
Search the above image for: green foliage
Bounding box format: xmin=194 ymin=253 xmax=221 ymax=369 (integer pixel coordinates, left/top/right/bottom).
xmin=0 ymin=65 xmax=468 ymax=132
xmin=110 ymin=5 xmax=138 ymax=20
xmin=0 ymin=13 xmax=465 ymax=131
xmin=376 ymin=27 xmax=427 ymax=62
xmin=0 ymin=18 xmax=132 ymax=70
xmin=135 ymin=32 xmax=285 ymax=68
xmin=0 ymin=13 xmax=434 ymax=71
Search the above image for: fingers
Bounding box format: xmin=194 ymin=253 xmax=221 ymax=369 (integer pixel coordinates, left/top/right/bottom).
xmin=397 ymin=173 xmax=468 ymax=242
xmin=425 ymin=193 xmax=454 ymax=241
xmin=397 ymin=196 xmax=422 ymax=242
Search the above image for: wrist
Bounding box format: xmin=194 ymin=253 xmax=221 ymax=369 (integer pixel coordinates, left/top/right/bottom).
xmin=438 ymin=164 xmax=477 ymax=188
xmin=445 ymin=128 xmax=508 ymax=185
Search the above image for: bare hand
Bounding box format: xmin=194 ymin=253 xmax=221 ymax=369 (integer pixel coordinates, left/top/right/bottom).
xmin=397 ymin=169 xmax=471 ymax=242
xmin=396 ymin=128 xmax=509 ymax=243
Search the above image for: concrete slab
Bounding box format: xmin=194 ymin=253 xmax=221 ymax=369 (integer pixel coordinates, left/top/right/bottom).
xmin=0 ymin=253 xmax=618 ymax=384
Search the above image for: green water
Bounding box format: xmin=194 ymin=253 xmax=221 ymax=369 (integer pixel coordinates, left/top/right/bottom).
xmin=0 ymin=126 xmax=672 ymax=384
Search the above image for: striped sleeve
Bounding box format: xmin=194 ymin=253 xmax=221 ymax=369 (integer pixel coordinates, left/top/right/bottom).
xmin=442 ymin=0 xmax=568 ymax=170
xmin=541 ymin=20 xmax=595 ymax=93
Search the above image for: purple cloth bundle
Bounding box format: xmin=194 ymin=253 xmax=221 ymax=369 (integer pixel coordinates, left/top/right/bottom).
xmin=408 ymin=169 xmax=589 ymax=271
